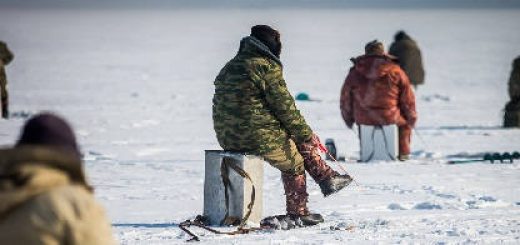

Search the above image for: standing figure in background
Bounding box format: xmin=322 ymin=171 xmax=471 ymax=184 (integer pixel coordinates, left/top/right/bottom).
xmin=213 ymin=25 xmax=352 ymax=227
xmin=0 ymin=113 xmax=116 ymax=244
xmin=504 ymin=56 xmax=520 ymax=127
xmin=389 ymin=31 xmax=425 ymax=90
xmin=0 ymin=41 xmax=13 ymax=119
xmin=341 ymin=40 xmax=417 ymax=161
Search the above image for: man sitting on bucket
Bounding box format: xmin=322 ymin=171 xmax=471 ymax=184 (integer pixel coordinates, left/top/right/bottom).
xmin=213 ymin=25 xmax=352 ymax=228
xmin=340 ymin=40 xmax=417 ymax=161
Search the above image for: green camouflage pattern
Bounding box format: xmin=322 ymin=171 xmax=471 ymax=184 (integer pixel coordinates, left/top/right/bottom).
xmin=0 ymin=41 xmax=13 ymax=117
xmin=0 ymin=41 xmax=13 ymax=66
xmin=213 ymin=36 xmax=313 ymax=155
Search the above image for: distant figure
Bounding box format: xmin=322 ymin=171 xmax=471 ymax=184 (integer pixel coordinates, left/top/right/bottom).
xmin=213 ymin=25 xmax=352 ymax=227
xmin=389 ymin=31 xmax=425 ymax=89
xmin=0 ymin=113 xmax=116 ymax=244
xmin=0 ymin=41 xmax=13 ymax=119
xmin=504 ymin=56 xmax=520 ymax=127
xmin=340 ymin=40 xmax=417 ymax=161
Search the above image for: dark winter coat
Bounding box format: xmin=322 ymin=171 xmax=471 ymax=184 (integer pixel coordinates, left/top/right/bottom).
xmin=389 ymin=34 xmax=425 ymax=87
xmin=504 ymin=98 xmax=520 ymax=127
xmin=213 ymin=36 xmax=313 ymax=155
xmin=504 ymin=57 xmax=520 ymax=127
xmin=340 ymin=55 xmax=417 ymax=128
xmin=508 ymin=56 xmax=520 ymax=100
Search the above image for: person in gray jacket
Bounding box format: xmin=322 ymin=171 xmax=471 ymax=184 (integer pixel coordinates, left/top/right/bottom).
xmin=504 ymin=56 xmax=520 ymax=127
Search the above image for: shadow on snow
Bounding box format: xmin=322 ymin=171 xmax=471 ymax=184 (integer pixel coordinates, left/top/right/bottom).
xmin=112 ymin=223 xmax=178 ymax=228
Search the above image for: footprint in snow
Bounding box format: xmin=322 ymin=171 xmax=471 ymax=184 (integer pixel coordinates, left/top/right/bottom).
xmin=387 ymin=203 xmax=406 ymax=210
xmin=413 ymin=202 xmax=442 ymax=210
xmin=478 ymin=196 xmax=497 ymax=202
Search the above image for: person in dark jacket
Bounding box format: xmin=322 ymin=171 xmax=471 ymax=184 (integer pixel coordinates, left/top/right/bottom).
xmin=504 ymin=56 xmax=520 ymax=127
xmin=0 ymin=113 xmax=116 ymax=244
xmin=213 ymin=25 xmax=352 ymax=227
xmin=389 ymin=31 xmax=425 ymax=89
xmin=341 ymin=40 xmax=417 ymax=160
xmin=0 ymin=41 xmax=14 ymax=119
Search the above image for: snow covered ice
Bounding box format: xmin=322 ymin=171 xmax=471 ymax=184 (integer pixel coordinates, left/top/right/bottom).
xmin=1 ymin=6 xmax=520 ymax=244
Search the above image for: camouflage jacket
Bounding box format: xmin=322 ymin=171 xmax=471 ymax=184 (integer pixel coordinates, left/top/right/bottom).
xmin=213 ymin=36 xmax=313 ymax=155
xmin=0 ymin=41 xmax=14 ymax=66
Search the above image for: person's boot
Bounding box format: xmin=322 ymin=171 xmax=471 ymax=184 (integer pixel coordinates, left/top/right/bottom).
xmin=298 ymin=140 xmax=352 ymax=197
xmin=318 ymin=174 xmax=353 ymax=197
xmin=281 ymin=172 xmax=324 ymax=226
xmin=398 ymin=154 xmax=410 ymax=161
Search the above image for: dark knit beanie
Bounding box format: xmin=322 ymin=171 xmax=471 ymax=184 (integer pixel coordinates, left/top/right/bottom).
xmin=17 ymin=113 xmax=81 ymax=158
xmin=365 ymin=40 xmax=385 ymax=55
xmin=250 ymin=25 xmax=282 ymax=58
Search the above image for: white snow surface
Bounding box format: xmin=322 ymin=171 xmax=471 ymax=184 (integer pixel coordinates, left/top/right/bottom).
xmin=1 ymin=8 xmax=520 ymax=244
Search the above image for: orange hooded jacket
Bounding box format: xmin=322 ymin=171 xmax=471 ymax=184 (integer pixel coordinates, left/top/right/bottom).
xmin=340 ymin=54 xmax=417 ymax=128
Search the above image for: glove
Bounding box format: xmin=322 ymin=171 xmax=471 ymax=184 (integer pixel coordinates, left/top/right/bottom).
xmin=300 ymin=133 xmax=328 ymax=154
xmin=312 ymin=134 xmax=328 ymax=153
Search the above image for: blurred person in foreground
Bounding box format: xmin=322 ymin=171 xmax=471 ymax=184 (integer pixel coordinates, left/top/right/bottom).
xmin=0 ymin=113 xmax=116 ymax=244
xmin=341 ymin=40 xmax=417 ymax=161
xmin=213 ymin=25 xmax=352 ymax=228
xmin=389 ymin=31 xmax=425 ymax=90
xmin=504 ymin=56 xmax=520 ymax=127
xmin=0 ymin=41 xmax=13 ymax=119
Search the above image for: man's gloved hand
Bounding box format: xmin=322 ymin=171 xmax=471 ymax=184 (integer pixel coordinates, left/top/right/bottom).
xmin=312 ymin=134 xmax=329 ymax=153
xmin=299 ymin=133 xmax=328 ymax=155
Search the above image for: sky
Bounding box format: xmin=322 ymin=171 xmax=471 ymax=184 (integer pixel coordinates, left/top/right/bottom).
xmin=0 ymin=0 xmax=519 ymax=9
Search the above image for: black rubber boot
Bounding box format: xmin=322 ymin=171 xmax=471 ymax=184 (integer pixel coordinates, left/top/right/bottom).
xmin=260 ymin=213 xmax=324 ymax=230
xmin=260 ymin=173 xmax=327 ymax=230
xmin=319 ymin=174 xmax=353 ymax=197
xmin=297 ymin=213 xmax=324 ymax=226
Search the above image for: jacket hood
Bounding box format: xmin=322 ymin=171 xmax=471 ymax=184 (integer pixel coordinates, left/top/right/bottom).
xmin=0 ymin=146 xmax=90 ymax=218
xmin=237 ymin=36 xmax=283 ymax=67
xmin=351 ymin=54 xmax=398 ymax=80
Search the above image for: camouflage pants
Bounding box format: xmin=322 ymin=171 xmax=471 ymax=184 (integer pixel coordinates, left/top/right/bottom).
xmin=262 ymin=138 xmax=305 ymax=175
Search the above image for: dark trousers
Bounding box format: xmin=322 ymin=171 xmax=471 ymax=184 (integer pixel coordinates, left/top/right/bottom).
xmin=399 ymin=125 xmax=412 ymax=156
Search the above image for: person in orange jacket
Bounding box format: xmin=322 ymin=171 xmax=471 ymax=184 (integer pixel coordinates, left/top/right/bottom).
xmin=340 ymin=40 xmax=417 ymax=160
